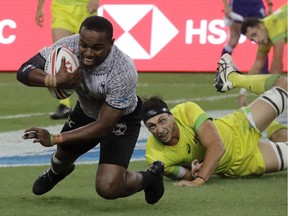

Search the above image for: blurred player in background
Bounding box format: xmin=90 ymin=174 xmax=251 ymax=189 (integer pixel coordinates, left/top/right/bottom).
xmin=143 ymin=54 xmax=287 ymax=186
xmin=239 ymin=3 xmax=287 ymax=106
xmin=221 ymin=0 xmax=273 ymax=106
xmin=221 ymin=0 xmax=273 ymax=62
xmin=36 ymin=0 xmax=99 ymax=119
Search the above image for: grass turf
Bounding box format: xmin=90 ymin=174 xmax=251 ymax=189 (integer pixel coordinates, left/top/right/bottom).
xmin=0 ymin=72 xmax=257 ymax=132
xmin=0 ymin=161 xmax=287 ymax=216
xmin=0 ymin=72 xmax=286 ymax=216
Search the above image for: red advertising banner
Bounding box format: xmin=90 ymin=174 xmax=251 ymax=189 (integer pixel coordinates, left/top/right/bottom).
xmin=0 ymin=0 xmax=286 ymax=72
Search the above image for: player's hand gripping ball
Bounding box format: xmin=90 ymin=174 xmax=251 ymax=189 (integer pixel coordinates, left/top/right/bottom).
xmin=44 ymin=46 xmax=79 ymax=99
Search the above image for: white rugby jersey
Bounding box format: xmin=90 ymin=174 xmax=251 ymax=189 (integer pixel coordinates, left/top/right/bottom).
xmin=39 ymin=34 xmax=138 ymax=120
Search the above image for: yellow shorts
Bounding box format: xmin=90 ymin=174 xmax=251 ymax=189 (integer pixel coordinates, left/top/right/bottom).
xmin=215 ymin=109 xmax=266 ymax=177
xmin=51 ymin=0 xmax=96 ymax=33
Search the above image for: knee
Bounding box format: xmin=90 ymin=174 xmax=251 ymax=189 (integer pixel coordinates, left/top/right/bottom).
xmin=95 ymin=177 xmax=122 ymax=199
xmin=270 ymin=129 xmax=288 ymax=142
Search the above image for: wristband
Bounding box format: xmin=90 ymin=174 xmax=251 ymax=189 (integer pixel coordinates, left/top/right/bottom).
xmin=50 ymin=133 xmax=55 ymax=146
xmin=53 ymin=134 xmax=63 ymax=144
xmin=44 ymin=75 xmax=57 ymax=88
xmin=196 ymin=175 xmax=207 ymax=182
xmin=50 ymin=133 xmax=63 ymax=146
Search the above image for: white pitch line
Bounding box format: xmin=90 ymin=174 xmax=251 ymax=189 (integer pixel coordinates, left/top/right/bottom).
xmin=0 ymin=94 xmax=238 ymax=120
xmin=166 ymin=94 xmax=239 ymax=104
xmin=0 ymin=113 xmax=49 ymax=119
xmin=1 ymin=109 xmax=286 ymax=166
xmin=137 ymin=83 xmax=211 ymax=87
xmin=0 ymin=110 xmax=233 ymax=158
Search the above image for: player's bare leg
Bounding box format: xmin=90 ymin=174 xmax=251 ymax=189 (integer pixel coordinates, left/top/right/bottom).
xmin=259 ymin=141 xmax=288 ymax=173
xmin=221 ymin=22 xmax=241 ymax=56
xmin=247 ymin=76 xmax=287 ymax=132
xmin=266 ymin=120 xmax=288 ymax=142
xmin=52 ymin=28 xmax=73 ymax=42
xmin=269 ymin=129 xmax=288 ymax=142
xmin=95 ymin=164 xmax=143 ymax=199
xmin=244 ymin=76 xmax=287 ymax=173
xmin=96 ymin=161 xmax=164 ymax=204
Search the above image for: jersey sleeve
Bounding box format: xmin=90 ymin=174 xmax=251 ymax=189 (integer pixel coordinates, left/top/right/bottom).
xmin=165 ymin=165 xmax=188 ymax=180
xmin=268 ymin=4 xmax=288 ymax=44
xmin=258 ymin=4 xmax=288 ymax=54
xmin=172 ymin=102 xmax=212 ymax=132
xmin=145 ymin=138 xmax=188 ymax=180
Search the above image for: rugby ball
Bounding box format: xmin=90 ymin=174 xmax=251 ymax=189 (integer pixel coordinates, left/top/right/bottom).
xmin=44 ymin=46 xmax=79 ymax=99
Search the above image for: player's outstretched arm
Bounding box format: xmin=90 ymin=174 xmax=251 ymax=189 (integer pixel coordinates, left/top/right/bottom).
xmin=22 ymin=103 xmax=125 ymax=147
xmin=270 ymin=39 xmax=285 ymax=74
xmin=174 ymin=120 xmax=225 ymax=187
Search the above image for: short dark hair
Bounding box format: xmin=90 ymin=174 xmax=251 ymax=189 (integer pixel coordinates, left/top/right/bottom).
xmin=142 ymin=96 xmax=171 ymax=122
xmin=79 ymin=16 xmax=113 ymax=40
xmin=241 ymin=18 xmax=262 ymax=35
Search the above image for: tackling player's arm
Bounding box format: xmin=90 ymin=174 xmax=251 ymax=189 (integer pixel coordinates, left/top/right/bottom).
xmin=165 ymin=165 xmax=195 ymax=181
xmin=193 ymin=120 xmax=225 ymax=183
xmin=174 ymin=120 xmax=225 ymax=186
xmin=270 ymin=39 xmax=285 ymax=73
xmin=248 ymin=52 xmax=268 ymax=75
xmin=167 ymin=159 xmax=203 ymax=181
xmin=181 ymin=170 xmax=194 ymax=180
xmin=178 ymin=160 xmax=204 ymax=181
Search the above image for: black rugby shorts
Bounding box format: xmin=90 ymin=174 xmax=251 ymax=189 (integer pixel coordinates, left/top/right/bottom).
xmin=60 ymin=98 xmax=142 ymax=168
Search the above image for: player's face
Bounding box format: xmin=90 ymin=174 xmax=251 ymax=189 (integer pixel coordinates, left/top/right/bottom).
xmin=245 ymin=24 xmax=269 ymax=45
xmin=78 ymin=27 xmax=114 ymax=68
xmin=145 ymin=113 xmax=175 ymax=144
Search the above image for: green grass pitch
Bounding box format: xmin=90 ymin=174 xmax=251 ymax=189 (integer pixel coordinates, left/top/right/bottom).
xmin=0 ymin=72 xmax=287 ymax=216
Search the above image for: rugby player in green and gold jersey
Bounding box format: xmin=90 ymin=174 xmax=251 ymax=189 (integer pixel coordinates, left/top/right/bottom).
xmin=143 ymin=54 xmax=287 ymax=186
xmin=238 ymin=4 xmax=287 ymax=106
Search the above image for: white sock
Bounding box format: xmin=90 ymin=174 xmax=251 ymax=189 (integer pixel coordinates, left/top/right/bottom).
xmin=224 ymin=44 xmax=233 ymax=53
xmin=51 ymin=153 xmax=63 ymax=174
xmin=270 ymin=141 xmax=288 ymax=171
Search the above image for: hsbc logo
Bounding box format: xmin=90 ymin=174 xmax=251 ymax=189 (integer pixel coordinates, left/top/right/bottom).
xmin=98 ymin=5 xmax=179 ymax=59
xmin=0 ymin=19 xmax=16 ymax=44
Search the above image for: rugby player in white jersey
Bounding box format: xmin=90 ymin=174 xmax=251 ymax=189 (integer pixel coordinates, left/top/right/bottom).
xmin=17 ymin=16 xmax=164 ymax=205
